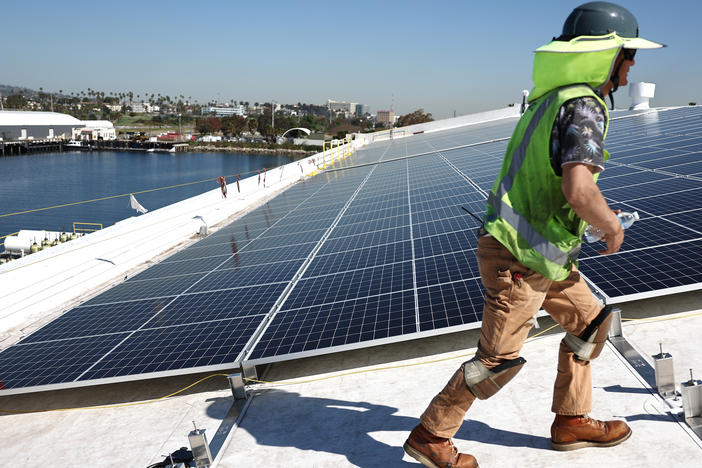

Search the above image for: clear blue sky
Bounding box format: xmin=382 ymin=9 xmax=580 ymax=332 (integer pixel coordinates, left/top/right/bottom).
xmin=1 ymin=0 xmax=699 ymax=118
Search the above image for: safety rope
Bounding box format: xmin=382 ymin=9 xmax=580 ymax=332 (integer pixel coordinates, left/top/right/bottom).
xmin=2 ymin=310 xmax=700 ymax=414
xmin=0 ymin=373 xmax=230 ymax=414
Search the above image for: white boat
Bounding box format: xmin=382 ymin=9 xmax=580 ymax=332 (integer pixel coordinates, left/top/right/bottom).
xmin=65 ymin=140 xmax=91 ymax=150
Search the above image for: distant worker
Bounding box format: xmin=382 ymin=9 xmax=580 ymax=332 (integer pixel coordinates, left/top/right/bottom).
xmin=403 ymin=3 xmax=664 ymax=467
xmin=217 ymin=175 xmax=227 ymax=198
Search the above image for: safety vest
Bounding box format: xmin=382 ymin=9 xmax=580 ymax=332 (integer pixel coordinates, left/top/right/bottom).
xmin=484 ymin=85 xmax=610 ymax=281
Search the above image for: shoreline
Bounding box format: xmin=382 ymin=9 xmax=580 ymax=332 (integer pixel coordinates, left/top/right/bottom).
xmin=187 ymin=144 xmax=316 ymax=157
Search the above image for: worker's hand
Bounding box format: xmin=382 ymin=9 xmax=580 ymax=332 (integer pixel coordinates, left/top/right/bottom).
xmin=598 ymin=209 xmax=624 ymax=255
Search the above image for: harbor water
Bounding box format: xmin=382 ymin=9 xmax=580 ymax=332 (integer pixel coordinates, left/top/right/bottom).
xmin=0 ymin=150 xmax=295 ymax=244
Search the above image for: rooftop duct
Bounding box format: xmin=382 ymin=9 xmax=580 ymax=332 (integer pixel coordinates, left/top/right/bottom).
xmin=629 ymin=82 xmax=656 ymax=110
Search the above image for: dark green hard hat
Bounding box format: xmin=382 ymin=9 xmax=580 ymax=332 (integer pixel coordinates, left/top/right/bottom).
xmin=560 ymin=2 xmax=638 ymax=39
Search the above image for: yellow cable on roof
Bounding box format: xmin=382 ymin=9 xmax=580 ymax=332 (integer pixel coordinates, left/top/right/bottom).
xmin=0 ymin=373 xmax=230 ymax=414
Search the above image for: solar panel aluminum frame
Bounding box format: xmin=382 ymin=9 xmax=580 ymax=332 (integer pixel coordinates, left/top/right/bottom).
xmin=582 ymin=270 xmax=702 ymax=305
xmin=240 ymin=319 xmax=486 ymax=368
xmin=0 ymin=362 xmax=254 ymax=397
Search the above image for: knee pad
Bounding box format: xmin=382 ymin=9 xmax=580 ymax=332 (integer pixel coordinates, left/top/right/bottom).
xmin=563 ymin=305 xmax=613 ymax=361
xmin=463 ymin=357 xmax=526 ymax=400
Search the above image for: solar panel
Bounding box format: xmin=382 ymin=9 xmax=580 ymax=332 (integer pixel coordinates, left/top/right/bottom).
xmin=3 ymin=107 xmax=702 ymax=394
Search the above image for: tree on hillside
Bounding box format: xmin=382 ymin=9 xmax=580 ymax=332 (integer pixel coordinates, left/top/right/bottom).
xmin=6 ymin=94 xmax=27 ymax=109
xmin=196 ymin=117 xmax=222 ymax=134
xmin=221 ymin=115 xmax=248 ymax=136
xmin=397 ymin=109 xmax=433 ymax=127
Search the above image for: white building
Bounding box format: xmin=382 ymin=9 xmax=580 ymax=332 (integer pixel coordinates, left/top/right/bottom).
xmin=128 ymin=101 xmax=159 ymax=113
xmin=0 ymin=111 xmax=84 ymax=140
xmin=73 ymin=120 xmax=117 ymax=141
xmin=202 ymin=105 xmax=246 ymax=117
xmin=327 ymin=99 xmax=358 ymax=118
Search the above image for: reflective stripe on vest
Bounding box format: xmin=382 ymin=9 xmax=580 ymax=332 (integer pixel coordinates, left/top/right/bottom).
xmin=485 ymin=91 xmax=581 ymax=267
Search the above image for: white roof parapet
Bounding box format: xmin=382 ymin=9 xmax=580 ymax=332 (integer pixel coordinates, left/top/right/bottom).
xmin=0 ymin=110 xmax=84 ymax=127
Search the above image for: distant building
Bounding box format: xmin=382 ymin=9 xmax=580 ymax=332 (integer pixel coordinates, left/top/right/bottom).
xmin=128 ymin=101 xmax=159 ymax=113
xmin=328 ymin=99 xmax=365 ymax=119
xmin=201 ymin=105 xmax=245 ymax=117
xmin=376 ymin=110 xmax=395 ymax=126
xmin=73 ymin=120 xmax=116 ymax=141
xmin=0 ymin=111 xmax=84 ymax=140
xmin=355 ymin=104 xmax=369 ymax=117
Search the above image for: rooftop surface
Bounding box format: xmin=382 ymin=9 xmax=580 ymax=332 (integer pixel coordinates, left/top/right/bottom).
xmin=2 ymin=291 xmax=701 ymax=467
xmin=1 ymin=105 xmax=701 ymax=467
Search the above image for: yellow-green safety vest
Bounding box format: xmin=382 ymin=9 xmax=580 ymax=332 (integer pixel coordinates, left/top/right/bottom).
xmin=484 ymin=84 xmax=610 ymax=281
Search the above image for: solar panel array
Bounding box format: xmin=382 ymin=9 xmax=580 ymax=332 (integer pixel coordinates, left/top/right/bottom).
xmin=1 ymin=106 xmax=701 ymax=394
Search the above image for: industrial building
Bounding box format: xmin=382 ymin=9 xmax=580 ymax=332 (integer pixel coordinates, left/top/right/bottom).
xmin=73 ymin=120 xmax=117 ymax=141
xmin=0 ymin=111 xmax=84 ymax=141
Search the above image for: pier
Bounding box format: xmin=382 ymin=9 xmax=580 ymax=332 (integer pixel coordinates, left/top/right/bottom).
xmin=0 ymin=139 xmax=64 ymax=156
xmin=0 ymin=139 xmax=189 ymax=155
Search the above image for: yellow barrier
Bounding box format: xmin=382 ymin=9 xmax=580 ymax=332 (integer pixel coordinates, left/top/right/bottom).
xmin=73 ymin=222 xmax=103 ymax=234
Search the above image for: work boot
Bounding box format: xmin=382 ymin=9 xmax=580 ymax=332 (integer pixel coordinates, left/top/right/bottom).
xmin=551 ymin=414 xmax=632 ymax=451
xmin=404 ymin=424 xmax=478 ymax=468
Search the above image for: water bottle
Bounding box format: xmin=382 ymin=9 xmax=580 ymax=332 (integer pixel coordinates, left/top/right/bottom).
xmin=583 ymin=211 xmax=640 ymax=243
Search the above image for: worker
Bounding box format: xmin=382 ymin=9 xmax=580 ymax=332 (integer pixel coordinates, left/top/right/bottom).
xmin=403 ymin=3 xmax=664 ymax=467
xmin=217 ymin=175 xmax=227 ymax=198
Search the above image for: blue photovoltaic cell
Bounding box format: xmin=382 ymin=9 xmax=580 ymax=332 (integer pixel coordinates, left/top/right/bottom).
xmin=414 ymin=230 xmax=478 ymax=259
xmin=580 ymin=240 xmax=702 ymax=298
xmin=249 ymin=290 xmax=417 ymax=359
xmin=21 ymin=299 xmax=168 ymax=344
xmin=136 ymin=254 xmax=231 ymax=280
xmin=78 ymin=317 xmax=263 ymax=379
xmin=613 ymin=187 xmax=702 ymax=216
xmin=637 ymin=153 xmax=702 ymax=170
xmin=186 ymin=260 xmax=303 ymax=293
xmin=579 ymin=216 xmax=702 ymax=258
xmin=418 ymin=279 xmax=485 ymax=331
xmin=664 ymin=209 xmax=702 ymax=233
xmin=157 ymin=283 xmax=288 ymax=325
xmin=415 ymin=251 xmax=480 ymax=289
xmin=281 ymin=261 xmax=414 ymax=310
xmin=318 ymin=226 xmax=410 ymax=254
xmin=83 ymin=274 xmax=205 ymax=305
xmin=601 ymin=177 xmax=700 ymax=202
xmin=305 ymin=242 xmax=412 ymax=278
xmin=0 ymin=334 xmax=129 ymax=389
xmin=596 ymin=170 xmax=666 ymax=191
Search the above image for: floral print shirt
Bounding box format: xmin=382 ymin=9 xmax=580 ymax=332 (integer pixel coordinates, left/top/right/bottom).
xmin=550 ymin=97 xmax=608 ymax=176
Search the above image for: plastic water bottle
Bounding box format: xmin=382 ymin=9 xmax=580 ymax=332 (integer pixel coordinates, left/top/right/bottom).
xmin=583 ymin=211 xmax=640 ymax=243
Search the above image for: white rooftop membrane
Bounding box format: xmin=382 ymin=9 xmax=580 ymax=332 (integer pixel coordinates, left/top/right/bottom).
xmin=0 ymin=106 xmax=701 ymax=466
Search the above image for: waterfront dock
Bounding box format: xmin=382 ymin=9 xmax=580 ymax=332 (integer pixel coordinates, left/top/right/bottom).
xmin=0 ymin=139 xmax=189 ymax=155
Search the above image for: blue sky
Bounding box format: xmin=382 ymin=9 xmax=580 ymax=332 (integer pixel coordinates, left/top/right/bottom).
xmin=1 ymin=0 xmax=699 ymax=118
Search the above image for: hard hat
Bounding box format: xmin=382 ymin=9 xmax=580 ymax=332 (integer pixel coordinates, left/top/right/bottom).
xmin=559 ymin=1 xmax=664 ymax=49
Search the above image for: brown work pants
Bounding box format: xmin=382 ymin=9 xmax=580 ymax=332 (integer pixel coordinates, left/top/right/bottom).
xmin=420 ymin=235 xmax=601 ymax=438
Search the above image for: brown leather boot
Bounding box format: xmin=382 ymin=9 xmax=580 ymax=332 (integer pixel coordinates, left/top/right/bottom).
xmin=403 ymin=424 xmax=478 ymax=468
xmin=551 ymin=414 xmax=632 ymax=451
